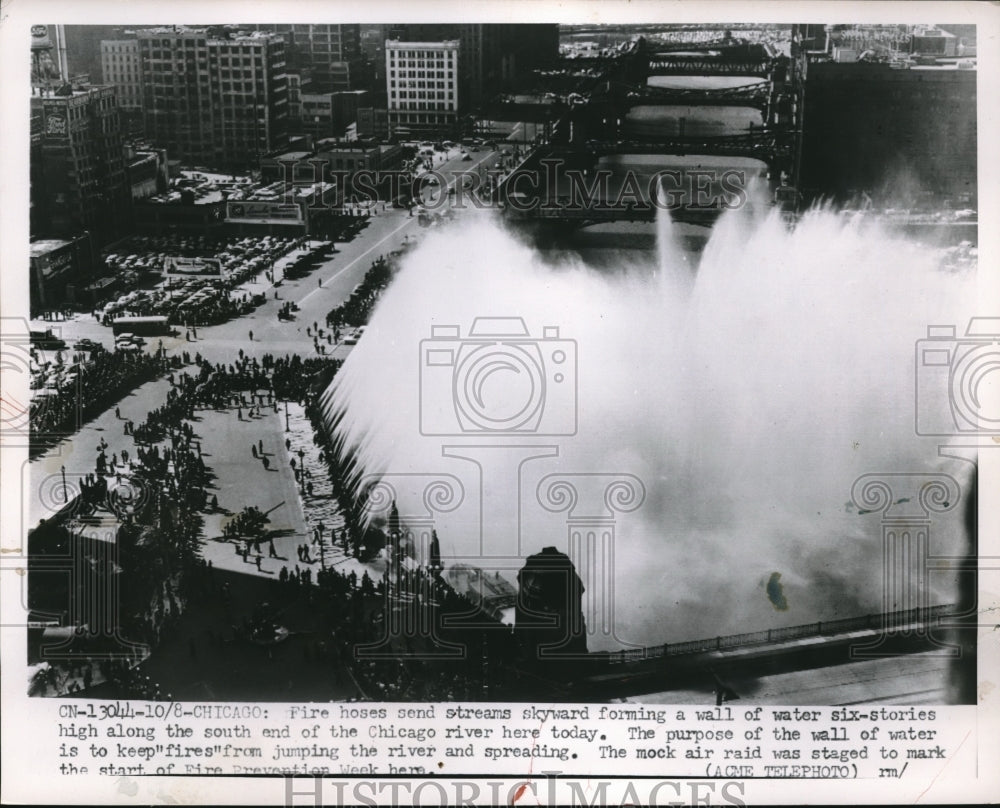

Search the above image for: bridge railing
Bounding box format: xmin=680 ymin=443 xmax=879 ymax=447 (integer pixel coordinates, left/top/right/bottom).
xmin=606 ymin=603 xmax=956 ymax=664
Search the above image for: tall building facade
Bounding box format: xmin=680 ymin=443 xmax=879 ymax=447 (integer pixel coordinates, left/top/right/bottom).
xmin=30 ymin=84 xmax=131 ymax=246
xmin=138 ymin=27 xmax=289 ymax=171
xmin=100 ymin=39 xmax=142 ymax=109
xmin=253 ymin=25 xmax=363 ymax=93
xmin=387 ymin=24 xmax=559 ymax=110
xmin=100 ymin=38 xmax=144 ymax=136
xmin=799 ymin=60 xmax=977 ymax=203
xmin=62 ymin=24 xmax=121 ymax=83
xmin=385 ymin=40 xmax=459 ymax=136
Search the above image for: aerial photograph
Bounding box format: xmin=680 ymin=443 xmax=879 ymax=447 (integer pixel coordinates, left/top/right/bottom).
xmin=22 ymin=21 xmax=979 ymax=705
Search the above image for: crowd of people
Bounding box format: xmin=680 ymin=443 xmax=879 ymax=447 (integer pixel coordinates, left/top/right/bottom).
xmin=325 ymin=255 xmax=394 ymax=331
xmin=30 ymin=345 xmax=175 ymax=458
xmin=28 ymin=306 xmax=546 ymax=702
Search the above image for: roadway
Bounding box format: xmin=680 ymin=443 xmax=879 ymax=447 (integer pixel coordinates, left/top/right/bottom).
xmin=33 ymin=145 xmax=503 ymax=369
xmin=27 ymin=145 xmax=503 ymax=533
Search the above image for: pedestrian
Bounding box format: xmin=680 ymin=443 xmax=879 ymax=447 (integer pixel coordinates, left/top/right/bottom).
xmin=262 ymin=456 xmax=270 ymax=470
xmin=252 ymin=444 xmax=258 ymax=458
xmin=249 ymin=330 xmax=253 ymax=341
xmin=255 ymin=555 xmax=262 ymax=571
xmin=258 ymin=439 xmax=263 ymax=453
xmin=115 ymin=406 xmax=121 ymax=419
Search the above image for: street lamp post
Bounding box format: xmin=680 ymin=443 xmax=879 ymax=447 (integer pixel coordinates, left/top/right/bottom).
xmin=318 ymin=522 xmax=326 ymax=570
xmin=61 ymin=465 xmax=67 ymax=502
xmin=284 ymin=400 xmax=290 ymax=431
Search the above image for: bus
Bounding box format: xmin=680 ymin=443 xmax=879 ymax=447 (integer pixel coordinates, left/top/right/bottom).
xmin=111 ymin=315 xmax=170 ymax=336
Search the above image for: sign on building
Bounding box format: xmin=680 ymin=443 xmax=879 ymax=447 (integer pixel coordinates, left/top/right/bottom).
xmin=226 ymin=201 xmax=304 ymax=224
xmin=163 ymin=257 xmax=223 ymax=277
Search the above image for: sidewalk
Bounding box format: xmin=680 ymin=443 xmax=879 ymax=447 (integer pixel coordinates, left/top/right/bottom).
xmin=197 ymin=407 xmax=310 ymax=579
xmin=27 ymin=375 xmax=176 ymax=531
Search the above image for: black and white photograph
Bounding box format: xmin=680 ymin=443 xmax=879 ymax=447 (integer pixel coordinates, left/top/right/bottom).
xmin=1 ymin=1 xmax=998 ymax=804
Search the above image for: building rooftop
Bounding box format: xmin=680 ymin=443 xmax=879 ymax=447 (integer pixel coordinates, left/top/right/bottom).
xmin=315 ymin=138 xmax=380 ymax=153
xmin=135 ymin=26 xmax=282 ymax=45
xmin=270 ymin=151 xmax=313 ymax=162
xmin=386 ymin=39 xmax=460 ymax=49
xmin=912 ymin=25 xmax=957 ymax=39
xmin=30 ymin=83 xmax=113 ymax=99
xmin=30 ymin=239 xmax=74 ymax=257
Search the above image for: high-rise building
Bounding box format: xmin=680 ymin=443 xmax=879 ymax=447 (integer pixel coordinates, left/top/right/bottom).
xmin=30 ymin=83 xmax=131 ymax=246
xmin=385 ymin=40 xmax=460 ymax=137
xmin=252 ymin=25 xmax=363 ymax=93
xmin=62 ymin=24 xmax=121 ymax=83
xmin=100 ymin=38 xmax=143 ymax=136
xmin=298 ymin=90 xmax=371 ymax=139
xmin=100 ymin=39 xmax=141 ymax=110
xmin=387 ymin=24 xmax=559 ymax=110
xmin=799 ymin=60 xmax=977 ymax=203
xmin=138 ymin=27 xmax=289 ymax=171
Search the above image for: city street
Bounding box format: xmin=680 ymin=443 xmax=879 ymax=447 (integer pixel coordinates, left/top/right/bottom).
xmin=16 ymin=18 xmax=984 ymax=728
xmin=26 ymin=144 xmax=505 ymax=583
xmin=32 ymin=145 xmax=504 ymax=369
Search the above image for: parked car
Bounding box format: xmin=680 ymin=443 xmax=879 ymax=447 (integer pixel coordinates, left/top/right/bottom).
xmin=30 ymin=329 xmax=67 ymax=350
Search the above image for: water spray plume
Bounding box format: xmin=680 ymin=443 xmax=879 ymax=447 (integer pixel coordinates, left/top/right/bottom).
xmin=321 ymin=204 xmax=976 ymax=649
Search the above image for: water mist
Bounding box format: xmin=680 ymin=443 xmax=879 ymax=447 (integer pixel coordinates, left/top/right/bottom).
xmin=321 ymin=202 xmax=976 ymax=650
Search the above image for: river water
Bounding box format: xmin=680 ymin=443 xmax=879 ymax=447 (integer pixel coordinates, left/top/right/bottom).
xmin=553 ymin=75 xmax=768 ymax=270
